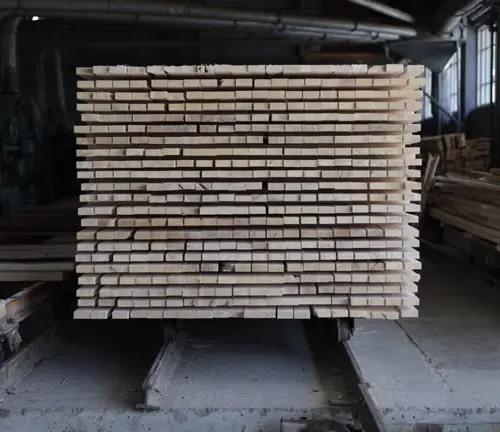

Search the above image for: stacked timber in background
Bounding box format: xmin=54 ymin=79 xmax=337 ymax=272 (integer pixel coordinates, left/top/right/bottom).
xmin=0 ymin=198 xmax=77 ymax=353
xmin=0 ymin=198 xmax=77 ymax=282
xmin=421 ymin=133 xmax=490 ymax=174
xmin=422 ymin=132 xmax=494 ymax=248
xmin=463 ymin=138 xmax=491 ymax=171
xmin=73 ymin=64 xmax=423 ymax=320
xmin=430 ymin=170 xmax=500 ymax=246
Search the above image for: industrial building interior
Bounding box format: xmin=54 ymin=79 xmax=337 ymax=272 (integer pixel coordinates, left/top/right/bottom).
xmin=0 ymin=1 xmax=500 ymax=431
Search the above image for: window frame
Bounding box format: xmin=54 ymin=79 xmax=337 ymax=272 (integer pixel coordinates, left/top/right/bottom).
xmin=476 ymin=24 xmax=496 ymax=106
xmin=422 ymin=67 xmax=433 ymax=120
xmin=442 ymin=52 xmax=459 ymax=113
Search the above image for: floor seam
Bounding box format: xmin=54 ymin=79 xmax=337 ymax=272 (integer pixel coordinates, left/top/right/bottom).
xmin=395 ymin=322 xmax=455 ymax=394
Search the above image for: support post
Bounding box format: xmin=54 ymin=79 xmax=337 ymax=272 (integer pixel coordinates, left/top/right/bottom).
xmin=432 ymin=70 xmax=443 ymax=135
xmin=493 ymin=14 xmax=500 ymax=167
xmin=0 ymin=15 xmax=21 ymax=93
xmin=463 ymin=25 xmax=477 ymax=120
xmin=35 ymin=48 xmax=47 ymax=121
xmin=52 ymin=43 xmax=70 ymax=131
xmin=456 ymin=41 xmax=463 ymax=129
xmin=137 ymin=320 xmax=186 ymax=411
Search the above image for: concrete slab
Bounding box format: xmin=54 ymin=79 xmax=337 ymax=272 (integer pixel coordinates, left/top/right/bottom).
xmin=0 ymin=320 xmax=353 ymax=432
xmin=348 ymin=251 xmax=500 ymax=427
xmin=160 ymin=320 xmax=353 ymax=410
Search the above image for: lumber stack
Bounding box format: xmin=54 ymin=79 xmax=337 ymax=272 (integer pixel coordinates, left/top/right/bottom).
xmin=463 ymin=138 xmax=490 ymax=171
xmin=421 ymin=133 xmax=490 ymax=173
xmin=73 ymin=64 xmax=423 ymax=320
xmin=430 ymin=170 xmax=500 ymax=246
xmin=443 ymin=133 xmax=466 ymax=171
xmin=0 ymin=198 xmax=77 ymax=282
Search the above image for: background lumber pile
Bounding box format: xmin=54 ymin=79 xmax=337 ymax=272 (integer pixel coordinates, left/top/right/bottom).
xmin=0 ymin=198 xmax=77 ymax=282
xmin=421 ymin=133 xmax=490 ymax=174
xmin=74 ymin=64 xmax=423 ymax=320
xmin=463 ymin=138 xmax=490 ymax=171
xmin=429 ymin=171 xmax=500 ymax=246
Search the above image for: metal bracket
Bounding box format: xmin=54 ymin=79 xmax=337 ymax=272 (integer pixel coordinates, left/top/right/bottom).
xmin=337 ymin=318 xmax=355 ymax=342
xmin=0 ymin=319 xmax=22 ymax=364
xmin=137 ymin=320 xmax=186 ymax=411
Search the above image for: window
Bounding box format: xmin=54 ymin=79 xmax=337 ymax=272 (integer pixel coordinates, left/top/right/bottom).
xmin=442 ymin=52 xmax=459 ymax=113
xmin=422 ymin=67 xmax=433 ymax=119
xmin=477 ymin=24 xmax=496 ymax=106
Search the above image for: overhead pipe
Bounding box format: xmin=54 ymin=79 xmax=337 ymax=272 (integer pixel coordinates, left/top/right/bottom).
xmin=0 ymin=0 xmax=417 ymax=39
xmin=0 ymin=15 xmax=21 ymax=92
xmin=436 ymin=0 xmax=485 ymax=34
xmin=347 ymin=0 xmax=415 ymax=24
xmin=15 ymin=10 xmax=402 ymax=43
xmin=423 ymin=90 xmax=461 ymax=128
xmin=468 ymin=0 xmax=495 ymax=23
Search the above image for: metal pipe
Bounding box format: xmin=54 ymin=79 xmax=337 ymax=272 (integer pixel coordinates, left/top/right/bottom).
xmin=438 ymin=0 xmax=485 ymax=34
xmin=0 ymin=15 xmax=21 ymax=92
xmin=18 ymin=10 xmax=401 ymax=43
xmin=52 ymin=44 xmax=69 ymax=130
xmin=35 ymin=48 xmax=46 ymax=120
xmin=423 ymin=90 xmax=461 ymax=128
xmin=455 ymin=42 xmax=462 ymax=129
xmin=0 ymin=0 xmax=417 ymax=38
xmin=347 ymin=0 xmax=414 ymax=24
xmin=490 ymin=23 xmax=494 ymax=105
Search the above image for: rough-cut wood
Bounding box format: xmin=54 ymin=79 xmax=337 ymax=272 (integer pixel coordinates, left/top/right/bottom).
xmin=74 ymin=64 xmax=423 ymax=319
xmin=0 ymin=198 xmax=77 ymax=283
xmin=430 ymin=170 xmax=500 ymax=247
xmin=421 ymin=133 xmax=490 ymax=174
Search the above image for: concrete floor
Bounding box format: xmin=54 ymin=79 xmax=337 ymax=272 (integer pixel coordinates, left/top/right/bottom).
xmin=1 ymin=250 xmax=500 ymax=431
xmin=349 ymin=248 xmax=500 ymax=429
xmin=0 ymin=320 xmax=354 ymax=431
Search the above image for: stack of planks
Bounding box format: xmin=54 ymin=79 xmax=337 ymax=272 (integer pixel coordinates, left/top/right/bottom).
xmin=0 ymin=198 xmax=77 ymax=282
xmin=430 ymin=170 xmax=500 ymax=246
xmin=74 ymin=64 xmax=423 ymax=320
xmin=463 ymin=138 xmax=490 ymax=171
xmin=421 ymin=133 xmax=490 ymax=174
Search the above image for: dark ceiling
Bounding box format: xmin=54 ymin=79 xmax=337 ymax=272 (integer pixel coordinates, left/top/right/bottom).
xmin=321 ymin=0 xmax=485 ymax=33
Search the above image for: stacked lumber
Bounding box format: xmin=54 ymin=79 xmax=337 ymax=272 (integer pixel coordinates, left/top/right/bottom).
xmin=442 ymin=133 xmax=465 ymax=171
xmin=0 ymin=198 xmax=77 ymax=282
xmin=73 ymin=64 xmax=423 ymax=320
xmin=463 ymin=138 xmax=490 ymax=171
xmin=430 ymin=170 xmax=500 ymax=246
xmin=421 ymin=133 xmax=490 ymax=173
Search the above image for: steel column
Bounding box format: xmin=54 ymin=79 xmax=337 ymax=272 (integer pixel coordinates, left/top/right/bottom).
xmin=463 ymin=26 xmax=478 ymax=120
xmin=493 ymin=15 xmax=500 ymax=167
xmin=432 ymin=71 xmax=443 ymax=135
xmin=0 ymin=15 xmax=21 ymax=92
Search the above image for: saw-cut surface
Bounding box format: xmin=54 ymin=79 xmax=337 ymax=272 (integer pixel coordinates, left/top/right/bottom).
xmin=74 ymin=64 xmax=423 ymax=320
